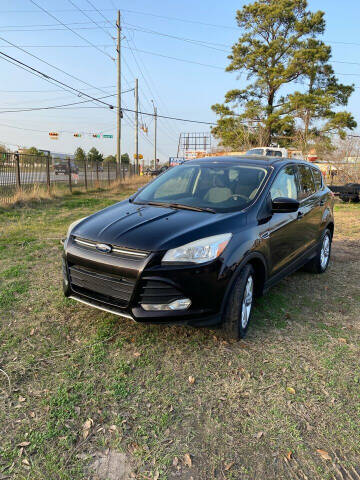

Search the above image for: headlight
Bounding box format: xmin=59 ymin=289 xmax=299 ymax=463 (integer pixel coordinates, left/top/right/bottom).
xmin=66 ymin=217 xmax=87 ymax=239
xmin=162 ymin=233 xmax=232 ymax=264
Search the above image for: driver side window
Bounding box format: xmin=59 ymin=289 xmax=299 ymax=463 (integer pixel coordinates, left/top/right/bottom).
xmin=270 ymin=166 xmax=298 ymax=200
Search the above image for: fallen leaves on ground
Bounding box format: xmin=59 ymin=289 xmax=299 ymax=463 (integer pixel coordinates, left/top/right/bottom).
xmin=316 ymin=449 xmax=331 ymax=460
xmin=184 ymin=453 xmax=192 ymax=467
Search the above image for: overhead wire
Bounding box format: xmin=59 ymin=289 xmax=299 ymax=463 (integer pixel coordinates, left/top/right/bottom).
xmin=0 ymin=51 xmax=115 ymax=108
xmin=28 ymin=0 xmax=115 ymax=60
xmin=66 ymin=0 xmax=115 ymax=41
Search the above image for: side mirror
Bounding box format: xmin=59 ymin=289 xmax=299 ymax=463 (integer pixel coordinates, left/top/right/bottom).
xmin=272 ymin=197 xmax=300 ymax=213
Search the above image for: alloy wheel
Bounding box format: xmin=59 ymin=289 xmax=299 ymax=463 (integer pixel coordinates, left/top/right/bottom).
xmin=241 ymin=275 xmax=254 ymax=329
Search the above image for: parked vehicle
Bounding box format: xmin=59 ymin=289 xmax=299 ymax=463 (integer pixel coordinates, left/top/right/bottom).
xmin=62 ymin=155 xmax=334 ymax=339
xmin=246 ymin=147 xmax=288 ymax=158
xmin=144 ymin=165 xmax=169 ymax=176
xmin=329 ymin=183 xmax=360 ymax=203
xmin=54 ymin=161 xmax=79 ymax=175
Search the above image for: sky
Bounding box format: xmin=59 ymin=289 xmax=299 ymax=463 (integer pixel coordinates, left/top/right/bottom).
xmin=0 ymin=0 xmax=360 ymax=164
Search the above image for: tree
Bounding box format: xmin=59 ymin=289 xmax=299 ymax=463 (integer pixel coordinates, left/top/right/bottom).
xmin=212 ymin=0 xmax=355 ymax=150
xmin=74 ymin=147 xmax=86 ymax=163
xmin=121 ymin=153 xmax=130 ymax=165
xmin=280 ymin=39 xmax=356 ymax=154
xmin=103 ymin=154 xmax=116 ymax=164
xmin=87 ymin=147 xmax=103 ymax=164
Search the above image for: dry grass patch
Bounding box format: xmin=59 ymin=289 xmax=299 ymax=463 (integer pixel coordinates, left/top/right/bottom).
xmin=0 ymin=195 xmax=359 ymax=480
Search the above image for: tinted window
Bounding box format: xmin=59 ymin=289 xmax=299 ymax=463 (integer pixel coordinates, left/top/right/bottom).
xmin=247 ymin=149 xmax=264 ymax=155
xmin=312 ymin=168 xmax=323 ymax=190
xmin=135 ymin=164 xmax=269 ymax=212
xmin=270 ymin=166 xmax=298 ymax=200
xmin=297 ymin=165 xmax=316 ymax=200
xmin=266 ymin=149 xmax=282 ymax=157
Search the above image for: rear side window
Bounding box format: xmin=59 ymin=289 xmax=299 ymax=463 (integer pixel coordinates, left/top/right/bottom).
xmin=270 ymin=165 xmax=298 ymax=200
xmin=312 ymin=168 xmax=323 ymax=190
xmin=247 ymin=148 xmax=264 ymax=155
xmin=266 ymin=149 xmax=282 ymax=157
xmin=297 ymin=165 xmax=316 ymax=200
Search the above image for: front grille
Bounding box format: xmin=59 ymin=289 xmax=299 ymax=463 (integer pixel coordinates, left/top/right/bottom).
xmin=138 ymin=278 xmax=184 ymax=305
xmin=69 ymin=265 xmax=136 ymax=307
xmin=73 ymin=236 xmax=149 ymax=260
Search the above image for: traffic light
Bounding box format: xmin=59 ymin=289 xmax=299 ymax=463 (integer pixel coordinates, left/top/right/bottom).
xmin=49 ymin=132 xmax=59 ymax=139
xmin=74 ymin=133 xmax=82 ymax=138
xmin=92 ymin=134 xmax=100 ymax=138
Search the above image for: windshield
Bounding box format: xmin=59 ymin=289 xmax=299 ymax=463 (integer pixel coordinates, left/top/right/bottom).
xmin=134 ymin=164 xmax=269 ymax=212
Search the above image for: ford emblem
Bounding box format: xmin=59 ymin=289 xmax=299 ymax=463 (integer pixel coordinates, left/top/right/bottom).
xmin=96 ymin=243 xmax=112 ymax=253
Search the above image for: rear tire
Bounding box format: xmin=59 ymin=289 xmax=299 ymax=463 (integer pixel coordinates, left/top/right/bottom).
xmin=304 ymin=228 xmax=332 ymax=274
xmin=222 ymin=264 xmax=255 ymax=340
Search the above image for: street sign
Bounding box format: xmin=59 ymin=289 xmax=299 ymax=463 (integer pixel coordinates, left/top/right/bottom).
xmin=102 ymin=134 xmax=113 ymax=139
xmin=169 ymin=157 xmax=185 ymax=166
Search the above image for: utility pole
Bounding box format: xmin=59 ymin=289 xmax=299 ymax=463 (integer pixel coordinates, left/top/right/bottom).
xmin=116 ymin=10 xmax=122 ymax=178
xmin=152 ymin=100 xmax=157 ymax=168
xmin=134 ymin=78 xmax=139 ymax=174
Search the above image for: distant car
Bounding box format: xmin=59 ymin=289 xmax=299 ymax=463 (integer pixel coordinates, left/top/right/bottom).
xmin=246 ymin=147 xmax=287 ymax=158
xmin=146 ymin=165 xmax=169 ymax=176
xmin=54 ymin=161 xmax=79 ymax=175
xmin=63 ymin=155 xmax=334 ymax=339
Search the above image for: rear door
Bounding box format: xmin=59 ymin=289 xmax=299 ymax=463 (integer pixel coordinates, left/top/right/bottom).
xmin=268 ymin=165 xmax=302 ymax=276
xmin=295 ymin=164 xmax=321 ymax=251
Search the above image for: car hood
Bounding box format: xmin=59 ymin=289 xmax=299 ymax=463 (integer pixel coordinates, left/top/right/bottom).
xmin=72 ymin=199 xmax=246 ymax=251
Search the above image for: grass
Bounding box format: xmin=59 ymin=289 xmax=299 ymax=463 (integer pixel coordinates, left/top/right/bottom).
xmin=0 ymin=193 xmax=359 ymax=480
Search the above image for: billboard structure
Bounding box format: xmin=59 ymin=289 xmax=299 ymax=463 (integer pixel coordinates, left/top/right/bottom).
xmin=177 ymin=132 xmax=212 ymax=160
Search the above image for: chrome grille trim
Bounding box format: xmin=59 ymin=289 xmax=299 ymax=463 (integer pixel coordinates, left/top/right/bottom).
xmin=112 ymin=247 xmax=147 ymax=257
xmin=74 ymin=238 xmax=94 ymax=248
xmin=73 ymin=236 xmax=149 ymax=258
xmin=69 ymin=295 xmax=135 ymax=321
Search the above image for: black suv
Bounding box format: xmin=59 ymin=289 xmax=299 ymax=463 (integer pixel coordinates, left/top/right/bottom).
xmin=62 ymin=156 xmax=334 ymax=339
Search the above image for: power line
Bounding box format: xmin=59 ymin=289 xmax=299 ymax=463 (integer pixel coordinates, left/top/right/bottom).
xmin=0 ymin=35 xmax=112 ymax=96
xmin=121 ymin=107 xmax=217 ymax=125
xmin=85 ymin=0 xmax=115 ymax=30
xmin=0 ymin=94 xmax=116 ymax=113
xmin=0 ymin=85 xmax=116 ymax=93
xmin=0 ymin=51 xmax=115 ymax=108
xmin=28 ymin=0 xmax=115 ymax=61
xmin=66 ymin=0 xmax=114 ymax=41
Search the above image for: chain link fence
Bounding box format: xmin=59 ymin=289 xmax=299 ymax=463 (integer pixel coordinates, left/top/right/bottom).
xmin=0 ymin=152 xmax=135 ymax=204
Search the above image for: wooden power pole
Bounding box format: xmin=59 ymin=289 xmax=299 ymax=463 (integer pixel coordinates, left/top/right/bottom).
xmin=151 ymin=100 xmax=157 ymax=168
xmin=134 ymin=78 xmax=139 ymax=174
xmin=116 ymin=10 xmax=122 ymax=178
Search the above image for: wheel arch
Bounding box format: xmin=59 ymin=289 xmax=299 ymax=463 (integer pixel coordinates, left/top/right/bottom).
xmin=220 ymin=252 xmax=268 ymax=319
xmin=326 ymin=221 xmax=334 ymax=239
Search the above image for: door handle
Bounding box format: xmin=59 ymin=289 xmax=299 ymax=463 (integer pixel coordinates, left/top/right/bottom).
xmin=297 ymin=211 xmax=304 ymax=219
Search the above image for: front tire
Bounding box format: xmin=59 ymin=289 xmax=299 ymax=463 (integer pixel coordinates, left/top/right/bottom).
xmin=222 ymin=264 xmax=255 ymax=340
xmin=304 ymin=228 xmax=332 ymax=274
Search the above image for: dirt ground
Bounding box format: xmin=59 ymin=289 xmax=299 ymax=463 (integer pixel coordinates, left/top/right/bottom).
xmin=0 ymin=192 xmax=359 ymax=480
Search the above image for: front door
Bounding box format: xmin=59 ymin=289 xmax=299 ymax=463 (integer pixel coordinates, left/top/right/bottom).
xmin=268 ymin=165 xmax=303 ymax=276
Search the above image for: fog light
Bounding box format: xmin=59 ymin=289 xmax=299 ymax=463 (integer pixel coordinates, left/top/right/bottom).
xmin=141 ymin=298 xmax=191 ymax=311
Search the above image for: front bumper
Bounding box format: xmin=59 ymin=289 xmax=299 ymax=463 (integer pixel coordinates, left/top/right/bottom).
xmin=63 ymin=238 xmax=227 ymax=327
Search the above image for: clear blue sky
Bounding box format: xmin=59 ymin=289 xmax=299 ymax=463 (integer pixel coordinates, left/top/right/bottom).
xmin=0 ymin=0 xmax=360 ymax=163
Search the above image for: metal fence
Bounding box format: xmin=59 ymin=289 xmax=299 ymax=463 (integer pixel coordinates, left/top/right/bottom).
xmin=0 ymin=152 xmax=134 ymax=203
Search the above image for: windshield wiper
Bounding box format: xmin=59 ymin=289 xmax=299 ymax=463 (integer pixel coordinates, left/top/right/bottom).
xmin=168 ymin=203 xmax=216 ymax=214
xmin=134 ymin=201 xmax=216 ymax=214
